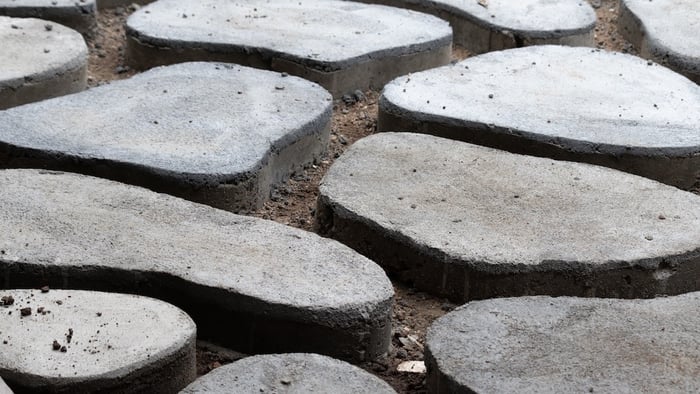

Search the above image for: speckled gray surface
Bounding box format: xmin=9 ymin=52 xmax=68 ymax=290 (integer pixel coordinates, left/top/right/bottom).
xmin=0 ymin=0 xmax=96 ymax=34
xmin=0 ymin=289 xmax=196 ymax=393
xmin=125 ymin=0 xmax=452 ymax=96
xmin=0 ymin=169 xmax=393 ymax=361
xmin=352 ymin=0 xmax=595 ymax=51
xmin=0 ymin=62 xmax=332 ymax=212
xmin=181 ymin=353 xmax=397 ymax=393
xmin=379 ymin=45 xmax=700 ymax=188
xmin=0 ymin=16 xmax=87 ymax=109
xmin=317 ymin=133 xmax=700 ymax=301
xmin=619 ymin=0 xmax=699 ymax=83
xmin=426 ymin=293 xmax=700 ymax=393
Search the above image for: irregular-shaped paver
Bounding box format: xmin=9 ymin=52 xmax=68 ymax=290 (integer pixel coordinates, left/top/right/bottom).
xmin=426 ymin=293 xmax=700 ymax=393
xmin=356 ymin=0 xmax=595 ymax=53
xmin=379 ymin=45 xmax=700 ymax=189
xmin=0 ymin=16 xmax=87 ymax=110
xmin=125 ymin=0 xmax=452 ymax=97
xmin=0 ymin=0 xmax=96 ymax=35
xmin=0 ymin=169 xmax=393 ymax=361
xmin=0 ymin=289 xmax=196 ymax=393
xmin=181 ymin=353 xmax=397 ymax=393
xmin=0 ymin=62 xmax=331 ymax=212
xmin=317 ymin=133 xmax=700 ymax=302
xmin=619 ymin=0 xmax=699 ymax=83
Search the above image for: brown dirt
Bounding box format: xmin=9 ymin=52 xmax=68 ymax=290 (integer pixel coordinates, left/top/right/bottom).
xmin=81 ymin=1 xmax=696 ymax=393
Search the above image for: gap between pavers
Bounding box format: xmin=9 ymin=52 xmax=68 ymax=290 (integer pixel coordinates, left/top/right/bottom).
xmin=0 ymin=169 xmax=394 ymax=362
xmin=619 ymin=0 xmax=699 ymax=83
xmin=0 ymin=289 xmax=196 ymax=393
xmin=0 ymin=16 xmax=87 ymax=110
xmin=0 ymin=0 xmax=96 ymax=35
xmin=378 ymin=45 xmax=700 ymax=189
xmin=352 ymin=0 xmax=595 ymax=53
xmin=316 ymin=133 xmax=700 ymax=302
xmin=124 ymin=0 xmax=453 ymax=97
xmin=181 ymin=353 xmax=397 ymax=393
xmin=426 ymin=293 xmax=700 ymax=393
xmin=0 ymin=62 xmax=331 ymax=213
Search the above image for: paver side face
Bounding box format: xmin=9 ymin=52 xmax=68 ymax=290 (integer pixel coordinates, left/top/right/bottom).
xmin=426 ymin=294 xmax=700 ymax=393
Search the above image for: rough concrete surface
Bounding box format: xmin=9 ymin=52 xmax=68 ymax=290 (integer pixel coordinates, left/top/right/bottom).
xmin=181 ymin=353 xmax=397 ymax=393
xmin=0 ymin=62 xmax=332 ymax=212
xmin=317 ymin=133 xmax=700 ymax=302
xmin=379 ymin=45 xmax=700 ymax=189
xmin=125 ymin=0 xmax=452 ymax=97
xmin=0 ymin=289 xmax=196 ymax=393
xmin=354 ymin=0 xmax=595 ymax=52
xmin=426 ymin=293 xmax=700 ymax=393
xmin=0 ymin=0 xmax=96 ymax=35
xmin=619 ymin=0 xmax=699 ymax=83
xmin=0 ymin=169 xmax=394 ymax=361
xmin=0 ymin=16 xmax=87 ymax=110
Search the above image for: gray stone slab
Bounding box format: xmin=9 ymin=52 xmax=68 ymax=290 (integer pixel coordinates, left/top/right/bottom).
xmin=426 ymin=293 xmax=700 ymax=393
xmin=0 ymin=169 xmax=393 ymax=361
xmin=125 ymin=0 xmax=452 ymax=97
xmin=317 ymin=132 xmax=700 ymax=302
xmin=181 ymin=353 xmax=397 ymax=393
xmin=0 ymin=0 xmax=96 ymax=35
xmin=355 ymin=0 xmax=595 ymax=53
xmin=619 ymin=0 xmax=700 ymax=83
xmin=0 ymin=289 xmax=196 ymax=393
xmin=379 ymin=45 xmax=700 ymax=189
xmin=0 ymin=16 xmax=87 ymax=110
xmin=0 ymin=62 xmax=332 ymax=212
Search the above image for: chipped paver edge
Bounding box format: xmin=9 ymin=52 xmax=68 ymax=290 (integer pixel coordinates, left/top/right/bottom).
xmin=618 ymin=0 xmax=700 ymax=83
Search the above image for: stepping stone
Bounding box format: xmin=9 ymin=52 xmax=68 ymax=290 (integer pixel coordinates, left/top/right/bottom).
xmin=0 ymin=62 xmax=331 ymax=212
xmin=0 ymin=0 xmax=97 ymax=35
xmin=619 ymin=0 xmax=700 ymax=83
xmin=0 ymin=16 xmax=87 ymax=110
xmin=0 ymin=289 xmax=196 ymax=393
xmin=379 ymin=45 xmax=700 ymax=189
xmin=361 ymin=0 xmax=595 ymax=53
xmin=125 ymin=0 xmax=452 ymax=97
xmin=426 ymin=293 xmax=700 ymax=393
xmin=0 ymin=169 xmax=393 ymax=361
xmin=317 ymin=133 xmax=700 ymax=302
xmin=181 ymin=353 xmax=397 ymax=393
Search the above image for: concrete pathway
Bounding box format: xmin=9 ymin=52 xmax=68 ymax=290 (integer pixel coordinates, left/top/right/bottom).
xmin=181 ymin=353 xmax=397 ymax=393
xmin=0 ymin=62 xmax=332 ymax=212
xmin=619 ymin=0 xmax=699 ymax=83
xmin=0 ymin=169 xmax=393 ymax=361
xmin=0 ymin=0 xmax=96 ymax=34
xmin=0 ymin=16 xmax=87 ymax=109
xmin=125 ymin=0 xmax=452 ymax=97
xmin=0 ymin=289 xmax=196 ymax=393
xmin=379 ymin=45 xmax=700 ymax=189
xmin=317 ymin=133 xmax=700 ymax=302
xmin=426 ymin=293 xmax=700 ymax=393
xmin=356 ymin=0 xmax=595 ymax=53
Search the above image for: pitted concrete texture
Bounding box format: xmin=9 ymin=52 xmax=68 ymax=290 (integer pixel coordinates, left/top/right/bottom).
xmin=0 ymin=62 xmax=332 ymax=212
xmin=125 ymin=0 xmax=452 ymax=97
xmin=619 ymin=0 xmax=699 ymax=83
xmin=0 ymin=377 xmax=11 ymax=394
xmin=0 ymin=16 xmax=87 ymax=110
xmin=0 ymin=169 xmax=393 ymax=361
xmin=426 ymin=293 xmax=700 ymax=393
xmin=180 ymin=353 xmax=397 ymax=393
xmin=379 ymin=45 xmax=700 ymax=189
xmin=354 ymin=0 xmax=595 ymax=52
xmin=0 ymin=289 xmax=196 ymax=393
xmin=0 ymin=0 xmax=96 ymax=35
xmin=317 ymin=133 xmax=700 ymax=302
